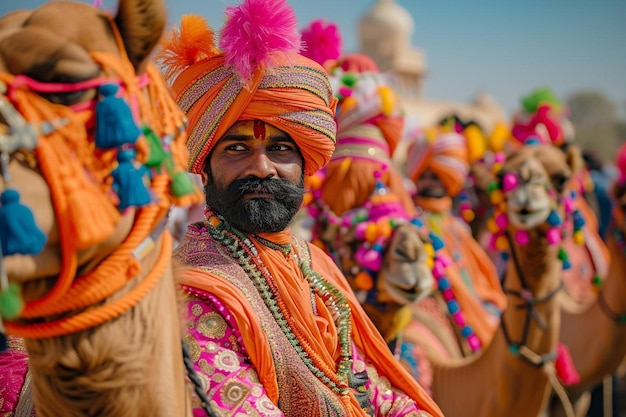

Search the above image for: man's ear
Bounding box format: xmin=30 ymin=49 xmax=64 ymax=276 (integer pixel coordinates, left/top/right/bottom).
xmin=201 ymin=171 xmax=209 ymax=186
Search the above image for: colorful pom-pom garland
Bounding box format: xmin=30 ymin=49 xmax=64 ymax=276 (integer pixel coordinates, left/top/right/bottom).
xmin=305 ymin=170 xmax=483 ymax=352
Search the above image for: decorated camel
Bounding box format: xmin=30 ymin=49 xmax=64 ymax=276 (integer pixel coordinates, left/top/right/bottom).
xmin=0 ymin=0 xmax=207 ymax=415
xmin=547 ymin=143 xmax=626 ymax=417
xmin=415 ymin=141 xmax=582 ymax=417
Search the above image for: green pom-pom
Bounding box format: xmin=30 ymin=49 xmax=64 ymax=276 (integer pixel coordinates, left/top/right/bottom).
xmin=521 ymin=87 xmax=562 ymax=114
xmin=557 ymin=247 xmax=568 ymax=261
xmin=0 ymin=282 xmax=24 ymax=319
xmin=170 ymin=171 xmax=195 ymax=197
xmin=487 ymin=181 xmax=499 ymax=195
xmin=592 ymin=274 xmax=603 ymax=287
xmin=341 ymin=73 xmax=358 ymax=87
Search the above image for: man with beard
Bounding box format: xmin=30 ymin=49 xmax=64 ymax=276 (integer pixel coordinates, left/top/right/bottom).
xmin=405 ymin=128 xmax=507 ymax=353
xmin=158 ymin=1 xmax=442 ymax=416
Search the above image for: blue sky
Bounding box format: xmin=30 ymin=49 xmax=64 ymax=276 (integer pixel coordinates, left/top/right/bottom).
xmin=2 ymin=0 xmax=625 ymax=118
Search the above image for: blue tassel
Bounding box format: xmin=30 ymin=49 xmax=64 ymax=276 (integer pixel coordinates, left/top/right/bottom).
xmin=94 ymin=84 xmax=141 ymax=150
xmin=429 ymin=232 xmax=445 ymax=251
xmin=111 ymin=149 xmax=152 ymax=211
xmin=0 ymin=189 xmax=47 ymax=256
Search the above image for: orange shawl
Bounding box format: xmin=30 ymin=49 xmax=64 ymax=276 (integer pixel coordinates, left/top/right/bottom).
xmin=177 ymin=230 xmax=442 ymax=417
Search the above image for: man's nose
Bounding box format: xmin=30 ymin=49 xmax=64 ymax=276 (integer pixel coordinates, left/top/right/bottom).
xmin=243 ymin=151 xmax=277 ymax=179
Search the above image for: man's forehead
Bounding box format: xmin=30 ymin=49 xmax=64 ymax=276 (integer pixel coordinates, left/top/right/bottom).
xmin=222 ymin=120 xmax=292 ymax=141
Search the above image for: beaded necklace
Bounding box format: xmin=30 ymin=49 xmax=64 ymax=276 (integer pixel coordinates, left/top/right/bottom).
xmin=204 ymin=209 xmax=354 ymax=396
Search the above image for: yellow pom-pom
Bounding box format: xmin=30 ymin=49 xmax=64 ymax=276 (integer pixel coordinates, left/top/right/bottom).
xmin=423 ymin=242 xmax=435 ymax=258
xmin=573 ymin=230 xmax=585 ymax=245
xmin=376 ymin=219 xmax=393 ymax=238
xmin=490 ymin=189 xmax=504 ymax=205
xmin=464 ymin=124 xmax=486 ymax=163
xmin=425 ymin=257 xmax=434 ymax=270
xmin=365 ymin=223 xmax=378 ymax=242
xmin=302 ymin=193 xmax=313 ymax=206
xmin=489 ymin=122 xmax=510 ymax=152
xmin=354 ymin=271 xmax=374 ymax=291
xmin=487 ymin=218 xmax=499 ymax=233
xmin=378 ymin=86 xmax=397 ymax=116
xmin=462 ymin=210 xmax=475 ymax=222
xmin=495 ymin=235 xmax=509 ymax=251
xmin=491 ymin=162 xmax=503 ymax=174
xmin=341 ymin=96 xmax=358 ymax=112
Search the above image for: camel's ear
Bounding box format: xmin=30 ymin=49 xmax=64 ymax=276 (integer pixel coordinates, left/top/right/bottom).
xmin=114 ymin=0 xmax=166 ymax=73
xmin=564 ymin=144 xmax=585 ymax=176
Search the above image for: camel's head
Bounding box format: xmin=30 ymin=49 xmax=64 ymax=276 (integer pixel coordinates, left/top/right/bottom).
xmin=311 ymin=194 xmax=436 ymax=309
xmin=0 ymin=0 xmax=200 ymax=326
xmin=497 ymin=144 xmax=576 ymax=231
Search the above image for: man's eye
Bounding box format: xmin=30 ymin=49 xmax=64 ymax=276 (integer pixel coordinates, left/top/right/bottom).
xmin=270 ymin=144 xmax=293 ymax=152
xmin=226 ymin=144 xmax=247 ymax=151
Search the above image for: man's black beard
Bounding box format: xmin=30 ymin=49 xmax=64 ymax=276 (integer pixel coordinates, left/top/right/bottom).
xmin=205 ymin=175 xmax=305 ymax=234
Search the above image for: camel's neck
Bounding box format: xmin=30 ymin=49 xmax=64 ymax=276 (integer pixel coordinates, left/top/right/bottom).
xmin=429 ymin=234 xmax=563 ymax=417
xmin=500 ymin=234 xmax=562 ymax=363
xmin=22 ymin=234 xmax=191 ymax=417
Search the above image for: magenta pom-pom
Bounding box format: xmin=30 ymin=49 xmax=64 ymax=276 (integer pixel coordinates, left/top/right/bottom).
xmin=546 ymin=227 xmax=561 ymax=245
xmin=467 ymin=335 xmax=482 ymax=351
xmin=300 ymin=19 xmax=342 ymax=67
xmin=514 ymin=229 xmax=530 ymax=245
xmin=555 ymin=343 xmax=580 ymax=385
xmin=441 ymin=288 xmax=455 ymax=301
xmin=220 ymin=0 xmax=302 ymax=82
xmin=502 ymin=173 xmax=519 ymax=192
xmin=495 ymin=213 xmax=509 ymax=229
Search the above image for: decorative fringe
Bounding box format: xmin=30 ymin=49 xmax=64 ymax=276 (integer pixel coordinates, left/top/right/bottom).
xmin=0 ymin=189 xmax=47 ymax=256
xmin=555 ymin=343 xmax=580 ymax=385
xmin=65 ymin=172 xmax=120 ymax=249
xmin=94 ymin=84 xmax=141 ymax=149
xmin=111 ymin=149 xmax=152 ymax=210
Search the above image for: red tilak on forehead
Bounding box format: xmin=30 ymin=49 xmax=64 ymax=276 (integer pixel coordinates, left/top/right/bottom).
xmin=253 ymin=120 xmax=266 ymax=140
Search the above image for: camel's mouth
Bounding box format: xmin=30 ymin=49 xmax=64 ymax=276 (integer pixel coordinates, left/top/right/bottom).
xmin=382 ymin=265 xmax=436 ymax=305
xmin=508 ymin=205 xmax=550 ymax=229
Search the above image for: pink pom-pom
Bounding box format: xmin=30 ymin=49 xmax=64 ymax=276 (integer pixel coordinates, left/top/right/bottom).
xmin=502 ymin=173 xmax=519 ymax=192
xmin=514 ymin=229 xmax=530 ymax=245
xmin=220 ymin=0 xmax=302 ymax=82
xmin=555 ymin=343 xmax=580 ymax=385
xmin=452 ymin=311 xmax=465 ymax=326
xmin=467 ymin=335 xmax=482 ymax=351
xmin=355 ymin=247 xmax=382 ymax=271
xmin=441 ymin=288 xmax=455 ymax=301
xmin=432 ymin=259 xmax=445 ymax=278
xmin=546 ymin=227 xmax=561 ymax=245
xmin=300 ymin=19 xmax=342 ymax=67
xmin=495 ymin=213 xmax=509 ymax=229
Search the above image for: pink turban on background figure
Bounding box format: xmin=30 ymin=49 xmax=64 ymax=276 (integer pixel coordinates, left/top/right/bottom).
xmin=158 ymin=14 xmax=338 ymax=176
xmin=406 ymin=130 xmax=469 ymax=197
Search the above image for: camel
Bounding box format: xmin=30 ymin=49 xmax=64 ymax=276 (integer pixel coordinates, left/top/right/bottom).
xmin=0 ymin=0 xmax=206 ymax=415
xmin=547 ymin=152 xmax=626 ymax=417
xmin=396 ymin=143 xmax=578 ymax=417
xmin=307 ymin=172 xmax=437 ymax=342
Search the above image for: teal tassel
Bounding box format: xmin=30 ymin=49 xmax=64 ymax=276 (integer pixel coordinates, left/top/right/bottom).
xmin=111 ymin=149 xmax=152 ymax=210
xmin=94 ymin=84 xmax=141 ymax=150
xmin=0 ymin=189 xmax=47 ymax=256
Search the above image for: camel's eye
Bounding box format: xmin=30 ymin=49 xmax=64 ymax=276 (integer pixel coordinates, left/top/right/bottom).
xmin=551 ymin=173 xmax=570 ymax=193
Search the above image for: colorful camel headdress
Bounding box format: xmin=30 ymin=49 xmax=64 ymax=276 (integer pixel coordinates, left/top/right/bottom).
xmin=0 ymin=15 xmax=203 ymax=339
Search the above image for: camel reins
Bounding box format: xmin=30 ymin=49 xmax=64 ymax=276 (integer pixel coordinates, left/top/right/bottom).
xmin=502 ymin=230 xmax=577 ymax=417
xmin=501 ymin=230 xmax=563 ymax=366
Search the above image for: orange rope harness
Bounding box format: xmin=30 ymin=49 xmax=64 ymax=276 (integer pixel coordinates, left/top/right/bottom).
xmin=1 ymin=27 xmax=203 ymax=338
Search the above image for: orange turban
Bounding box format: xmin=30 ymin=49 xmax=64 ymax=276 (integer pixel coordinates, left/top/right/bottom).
xmin=159 ymin=15 xmax=338 ymax=176
xmin=406 ymin=131 xmax=469 ymax=197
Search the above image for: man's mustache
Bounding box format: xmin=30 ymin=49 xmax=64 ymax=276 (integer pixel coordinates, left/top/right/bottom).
xmin=219 ymin=177 xmax=303 ymax=205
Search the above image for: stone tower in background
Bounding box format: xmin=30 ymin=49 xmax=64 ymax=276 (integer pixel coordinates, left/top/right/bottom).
xmin=358 ymin=0 xmax=507 ymax=142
